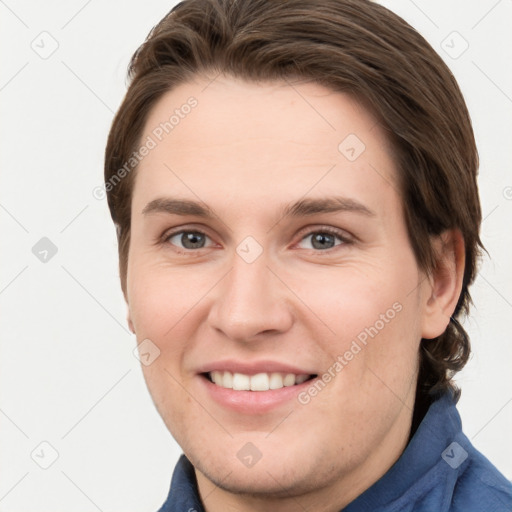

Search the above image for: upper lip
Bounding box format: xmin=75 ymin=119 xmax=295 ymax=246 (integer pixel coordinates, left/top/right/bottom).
xmin=196 ymin=359 xmax=317 ymax=376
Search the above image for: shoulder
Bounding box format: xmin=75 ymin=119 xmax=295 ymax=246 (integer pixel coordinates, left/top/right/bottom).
xmin=450 ymin=438 xmax=512 ymax=512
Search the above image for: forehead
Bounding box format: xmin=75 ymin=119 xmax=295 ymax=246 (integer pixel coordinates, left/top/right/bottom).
xmin=134 ymin=75 xmax=398 ymax=214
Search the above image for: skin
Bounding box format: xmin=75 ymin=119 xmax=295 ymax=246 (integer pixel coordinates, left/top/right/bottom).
xmin=126 ymin=75 xmax=464 ymax=512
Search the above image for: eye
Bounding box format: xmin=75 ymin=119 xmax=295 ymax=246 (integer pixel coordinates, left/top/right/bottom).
xmin=165 ymin=230 xmax=214 ymax=251
xmin=296 ymin=228 xmax=348 ymax=251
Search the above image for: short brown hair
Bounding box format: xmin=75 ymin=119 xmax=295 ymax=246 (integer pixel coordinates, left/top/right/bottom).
xmin=104 ymin=0 xmax=482 ymax=399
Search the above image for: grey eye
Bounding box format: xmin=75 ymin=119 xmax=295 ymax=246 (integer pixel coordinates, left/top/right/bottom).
xmin=298 ymin=231 xmax=344 ymax=250
xmin=168 ymin=231 xmax=210 ymax=249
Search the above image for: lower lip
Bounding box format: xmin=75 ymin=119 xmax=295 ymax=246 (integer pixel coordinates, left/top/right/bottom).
xmin=199 ymin=375 xmax=315 ymax=414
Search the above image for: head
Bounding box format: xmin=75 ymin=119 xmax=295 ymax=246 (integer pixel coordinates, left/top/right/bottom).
xmin=104 ymin=0 xmax=482 ymax=506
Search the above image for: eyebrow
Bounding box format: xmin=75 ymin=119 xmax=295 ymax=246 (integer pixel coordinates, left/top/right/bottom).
xmin=281 ymin=196 xmax=375 ymax=218
xmin=142 ymin=198 xmax=214 ymax=217
xmin=141 ymin=196 xmax=375 ymax=219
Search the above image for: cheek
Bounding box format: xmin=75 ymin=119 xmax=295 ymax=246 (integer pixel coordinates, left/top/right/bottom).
xmin=295 ymin=257 xmax=418 ymax=330
xmin=127 ymin=259 xmax=210 ymax=340
xmin=295 ymin=257 xmax=423 ymax=382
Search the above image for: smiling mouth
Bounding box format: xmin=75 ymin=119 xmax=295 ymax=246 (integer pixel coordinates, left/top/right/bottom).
xmin=203 ymin=371 xmax=317 ymax=391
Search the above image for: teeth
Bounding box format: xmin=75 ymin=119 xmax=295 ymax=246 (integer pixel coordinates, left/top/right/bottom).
xmin=250 ymin=373 xmax=269 ymax=391
xmin=295 ymin=374 xmax=309 ymax=384
xmin=233 ymin=373 xmax=250 ymax=390
xmin=211 ymin=370 xmax=223 ymax=386
xmin=208 ymin=371 xmax=311 ymax=391
xmin=283 ymin=373 xmax=296 ymax=387
xmin=222 ymin=371 xmax=233 ymax=388
xmin=269 ymin=372 xmax=283 ymax=389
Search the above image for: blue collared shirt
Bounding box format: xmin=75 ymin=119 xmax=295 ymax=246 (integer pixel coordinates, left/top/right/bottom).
xmin=158 ymin=392 xmax=512 ymax=511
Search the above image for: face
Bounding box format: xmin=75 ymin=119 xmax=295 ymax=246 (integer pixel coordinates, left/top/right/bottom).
xmin=126 ymin=75 xmax=435 ymax=506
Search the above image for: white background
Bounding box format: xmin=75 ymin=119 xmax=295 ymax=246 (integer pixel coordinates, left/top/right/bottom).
xmin=1 ymin=1 xmax=511 ymax=510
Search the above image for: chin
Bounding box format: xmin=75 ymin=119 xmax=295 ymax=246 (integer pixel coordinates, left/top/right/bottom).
xmin=181 ymin=428 xmax=345 ymax=501
xmin=191 ymin=451 xmax=323 ymax=499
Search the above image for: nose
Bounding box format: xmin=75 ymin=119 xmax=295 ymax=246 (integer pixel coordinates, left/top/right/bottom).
xmin=207 ymin=250 xmax=294 ymax=343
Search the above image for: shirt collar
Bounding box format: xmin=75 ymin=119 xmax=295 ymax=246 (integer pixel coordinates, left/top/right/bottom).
xmin=343 ymin=390 xmax=463 ymax=510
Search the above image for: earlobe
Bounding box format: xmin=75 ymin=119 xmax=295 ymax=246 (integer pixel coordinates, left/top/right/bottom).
xmin=421 ymin=230 xmax=465 ymax=340
xmin=127 ymin=310 xmax=135 ymax=334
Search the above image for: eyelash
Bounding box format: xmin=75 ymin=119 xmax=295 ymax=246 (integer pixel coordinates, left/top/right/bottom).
xmin=161 ymin=225 xmax=352 ymax=255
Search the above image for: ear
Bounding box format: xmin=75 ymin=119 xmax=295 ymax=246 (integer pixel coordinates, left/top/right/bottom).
xmin=127 ymin=308 xmax=135 ymax=334
xmin=421 ymin=229 xmax=465 ymax=340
